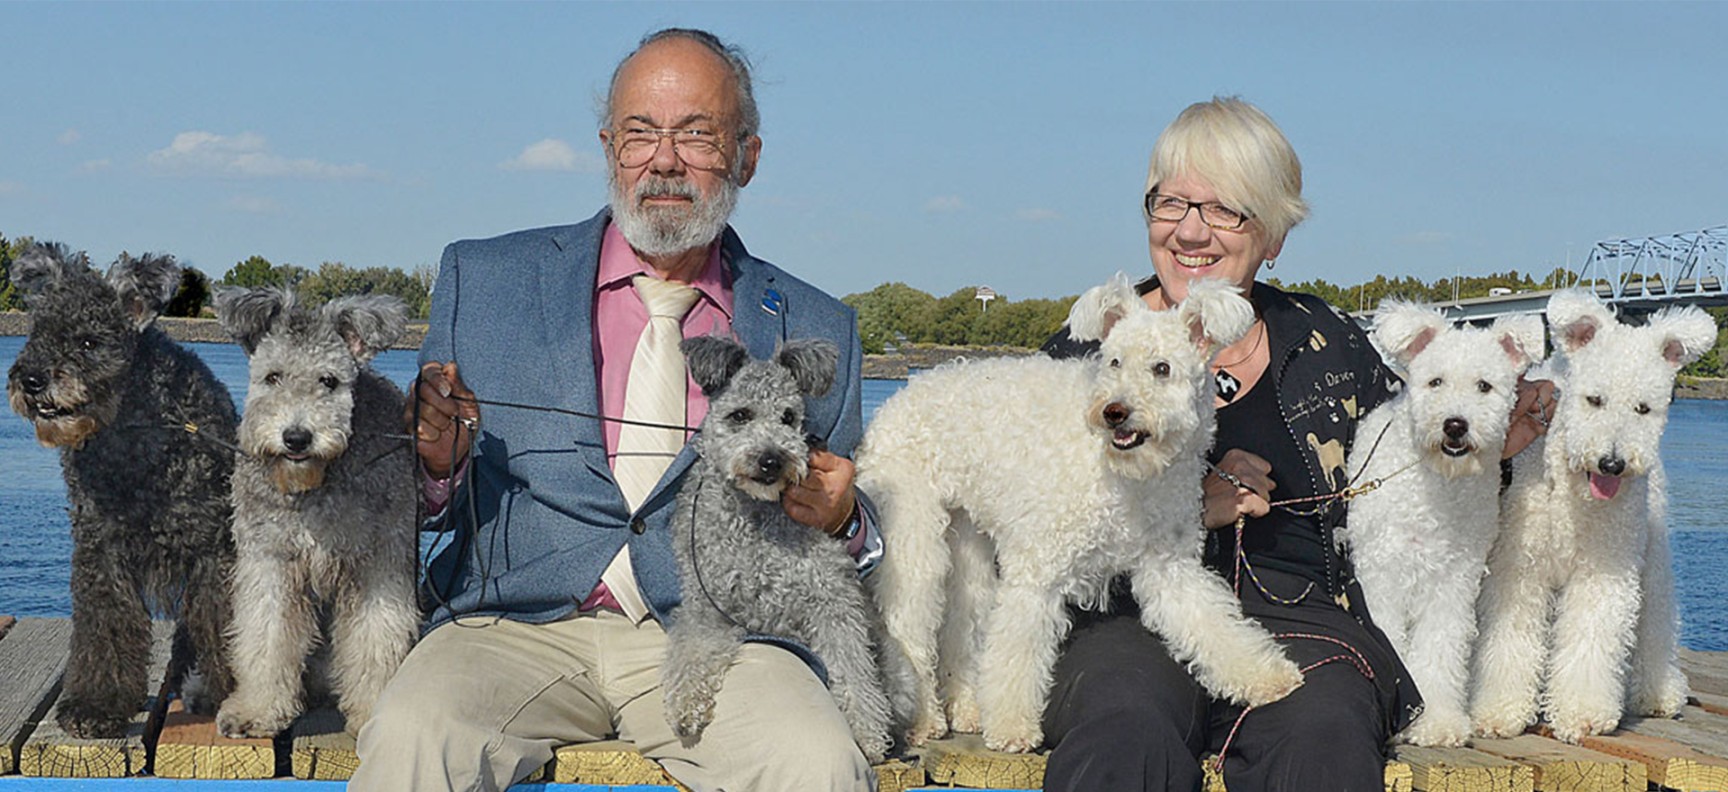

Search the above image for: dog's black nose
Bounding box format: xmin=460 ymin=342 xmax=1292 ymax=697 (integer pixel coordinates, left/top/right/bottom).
xmin=19 ymin=371 xmax=48 ymax=395
xmin=757 ymin=453 xmax=785 ymax=481
xmin=1443 ymin=417 xmax=1469 ymax=440
xmin=1598 ymin=455 xmax=1626 ymax=476
xmin=282 ymin=428 xmax=313 ymax=454
xmin=1102 ymin=403 xmax=1131 ymax=427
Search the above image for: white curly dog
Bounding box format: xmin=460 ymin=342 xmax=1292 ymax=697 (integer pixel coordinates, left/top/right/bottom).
xmin=858 ymin=275 xmax=1302 ymax=753
xmin=1344 ymin=302 xmax=1543 ymax=746
xmin=1472 ymin=290 xmax=1715 ymax=744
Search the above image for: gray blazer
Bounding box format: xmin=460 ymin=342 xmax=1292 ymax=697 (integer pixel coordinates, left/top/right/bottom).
xmin=419 ymin=208 xmax=867 ymax=630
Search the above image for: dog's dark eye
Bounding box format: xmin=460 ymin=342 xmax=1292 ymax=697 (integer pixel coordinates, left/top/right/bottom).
xmin=1428 ymin=377 xmax=1444 ymax=388
xmin=79 ymin=336 xmax=98 ymax=351
xmin=781 ymin=409 xmax=797 ymax=426
xmin=1477 ymin=380 xmax=1493 ymax=394
xmin=1635 ymin=402 xmax=1651 ymax=415
xmin=1152 ymin=361 xmax=1170 ymax=377
xmin=319 ymin=375 xmax=339 ymax=391
xmin=727 ymin=408 xmax=752 ymax=425
xmin=264 ymin=372 xmax=282 ymax=386
xmin=1109 ymin=358 xmax=1121 ymax=368
xmin=1586 ymin=395 xmax=1604 ymax=408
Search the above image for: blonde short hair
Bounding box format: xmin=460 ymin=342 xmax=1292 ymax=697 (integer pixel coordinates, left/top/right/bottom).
xmin=1146 ymin=97 xmax=1308 ymax=243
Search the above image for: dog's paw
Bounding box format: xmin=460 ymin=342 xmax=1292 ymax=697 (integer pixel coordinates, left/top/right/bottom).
xmin=1241 ymin=659 xmax=1305 ymax=708
xmin=1629 ymin=673 xmax=1688 ymax=719
xmin=945 ymin=696 xmax=982 ymax=734
xmin=55 ymin=700 xmax=131 ymax=739
xmin=666 ymin=689 xmax=716 ymax=740
xmin=339 ymin=703 xmax=372 ymax=738
xmin=983 ymin=730 xmax=1039 ymax=754
xmin=904 ymin=712 xmax=949 ymax=747
xmin=856 ymin=730 xmax=892 ymax=765
xmin=1548 ymin=707 xmax=1620 ymax=745
xmin=216 ymin=697 xmax=296 ymax=739
xmin=1399 ymin=711 xmax=1471 ymax=748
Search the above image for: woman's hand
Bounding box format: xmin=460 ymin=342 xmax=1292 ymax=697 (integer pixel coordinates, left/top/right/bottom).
xmin=1204 ymin=448 xmax=1275 ymax=529
xmin=1503 ymin=375 xmax=1556 ymax=460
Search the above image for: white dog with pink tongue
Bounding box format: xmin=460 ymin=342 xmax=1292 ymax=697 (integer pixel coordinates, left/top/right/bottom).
xmin=1471 ymin=290 xmax=1716 ymax=744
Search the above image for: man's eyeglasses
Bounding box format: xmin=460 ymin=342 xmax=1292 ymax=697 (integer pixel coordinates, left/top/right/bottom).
xmin=1144 ymin=193 xmax=1252 ymax=231
xmin=609 ymin=127 xmax=728 ymax=170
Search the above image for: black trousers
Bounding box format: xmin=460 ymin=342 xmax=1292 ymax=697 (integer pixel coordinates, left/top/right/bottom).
xmin=1041 ymin=566 xmax=1412 ymax=792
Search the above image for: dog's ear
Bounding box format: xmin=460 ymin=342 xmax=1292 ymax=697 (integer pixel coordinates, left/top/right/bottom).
xmin=214 ymin=286 xmax=293 ymax=355
xmin=106 ymin=252 xmax=181 ymax=330
xmin=322 ymin=294 xmax=409 ymax=363
xmin=8 ymin=241 xmax=90 ymax=304
xmin=1545 ymin=290 xmax=1613 ymax=355
xmin=681 ymin=336 xmax=749 ymax=397
xmin=774 ymin=339 xmax=839 ymax=398
xmin=1178 ymin=278 xmax=1254 ymax=355
xmin=1646 ymin=304 xmax=1718 ymax=369
xmin=1491 ymin=314 xmax=1546 ymax=372
xmin=1371 ymin=301 xmax=1448 ymax=368
xmin=1066 ymin=272 xmax=1143 ymax=342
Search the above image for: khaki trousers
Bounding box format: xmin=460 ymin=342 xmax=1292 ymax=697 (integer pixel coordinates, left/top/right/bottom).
xmin=349 ymin=609 xmax=874 ymax=792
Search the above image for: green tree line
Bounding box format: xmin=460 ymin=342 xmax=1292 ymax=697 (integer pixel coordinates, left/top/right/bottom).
xmin=0 ymin=232 xmax=433 ymax=319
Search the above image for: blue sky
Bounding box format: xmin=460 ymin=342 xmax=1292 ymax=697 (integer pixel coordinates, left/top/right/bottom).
xmin=4 ymin=2 xmax=1726 ymax=302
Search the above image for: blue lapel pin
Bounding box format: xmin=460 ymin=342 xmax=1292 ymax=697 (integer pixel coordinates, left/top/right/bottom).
xmin=760 ymin=288 xmax=783 ymax=317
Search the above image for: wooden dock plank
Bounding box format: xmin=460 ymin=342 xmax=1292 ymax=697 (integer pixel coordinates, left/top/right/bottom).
xmin=287 ymin=707 xmax=357 ymax=781
xmin=1681 ymin=650 xmax=1728 ymax=699
xmin=1393 ymin=744 xmax=1534 ymax=792
xmin=918 ymin=734 xmax=1045 ymax=790
xmin=1573 ymin=729 xmax=1728 ymax=792
xmin=1470 ymin=733 xmax=1644 ymax=792
xmin=18 ymin=620 xmax=174 ymax=778
xmin=152 ymin=698 xmax=275 ymax=779
xmin=1623 ymin=707 xmax=1728 ymax=758
xmin=0 ymin=618 xmax=73 ymax=775
xmin=550 ymin=741 xmax=685 ymax=789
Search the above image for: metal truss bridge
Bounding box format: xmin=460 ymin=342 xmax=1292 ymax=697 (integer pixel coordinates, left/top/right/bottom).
xmin=1370 ymin=225 xmax=1728 ymax=324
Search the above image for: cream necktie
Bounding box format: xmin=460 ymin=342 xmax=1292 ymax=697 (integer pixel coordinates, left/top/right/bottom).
xmin=601 ymin=274 xmax=700 ymax=623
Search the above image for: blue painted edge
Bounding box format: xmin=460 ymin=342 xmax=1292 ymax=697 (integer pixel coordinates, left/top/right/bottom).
xmin=0 ymin=782 xmax=687 ymax=792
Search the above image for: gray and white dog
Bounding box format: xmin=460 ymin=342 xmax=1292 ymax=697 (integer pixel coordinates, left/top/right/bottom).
xmin=212 ymin=287 xmax=419 ymax=738
xmin=6 ymin=242 xmax=237 ymax=738
xmin=662 ymin=336 xmax=901 ymax=764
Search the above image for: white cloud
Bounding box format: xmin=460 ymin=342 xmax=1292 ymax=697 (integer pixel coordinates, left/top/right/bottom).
xmin=78 ymin=159 xmax=112 ymax=173
xmin=147 ymin=131 xmax=378 ymax=180
xmin=1016 ymin=208 xmax=1061 ymax=222
xmin=226 ymin=194 xmax=282 ymax=214
xmin=924 ymin=195 xmax=967 ymax=213
xmin=57 ymin=129 xmax=81 ymax=145
xmin=500 ymin=138 xmax=599 ymax=172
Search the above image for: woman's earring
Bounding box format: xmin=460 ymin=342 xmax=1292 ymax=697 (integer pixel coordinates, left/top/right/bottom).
xmin=1264 ymin=258 xmax=1277 ymax=270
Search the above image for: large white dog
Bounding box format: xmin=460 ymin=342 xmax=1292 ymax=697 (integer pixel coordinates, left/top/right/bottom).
xmin=1472 ymin=291 xmax=1715 ymax=744
xmin=1345 ymin=303 xmax=1543 ymax=746
xmin=858 ymin=276 xmax=1302 ymax=753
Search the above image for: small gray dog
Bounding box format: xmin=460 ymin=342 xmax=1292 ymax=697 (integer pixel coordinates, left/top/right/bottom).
xmin=6 ymin=242 xmax=237 ymax=738
xmin=212 ymin=287 xmax=419 ymax=738
xmin=662 ymin=336 xmax=899 ymax=764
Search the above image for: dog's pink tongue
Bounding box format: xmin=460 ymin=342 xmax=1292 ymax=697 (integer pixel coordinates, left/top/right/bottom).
xmin=1588 ymin=473 xmax=1622 ymax=500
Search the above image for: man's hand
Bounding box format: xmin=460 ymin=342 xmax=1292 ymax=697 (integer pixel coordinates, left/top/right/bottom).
xmin=1203 ymin=448 xmax=1275 ymax=529
xmin=783 ymin=449 xmax=859 ymax=538
xmin=406 ymin=361 xmax=481 ymax=478
xmin=1503 ymin=375 xmax=1556 ymax=460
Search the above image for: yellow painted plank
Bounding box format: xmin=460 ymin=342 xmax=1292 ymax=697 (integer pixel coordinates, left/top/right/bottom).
xmin=288 ymin=707 xmax=356 ymax=780
xmin=919 ymin=734 xmax=1046 ymax=790
xmin=0 ymin=618 xmax=72 ymax=776
xmin=152 ymin=698 xmax=275 ymax=779
xmin=1470 ymin=733 xmax=1643 ymax=792
xmin=1574 ymin=729 xmax=1728 ymax=792
xmin=1394 ymin=744 xmax=1534 ymax=792
xmin=551 ymin=741 xmax=683 ymax=788
xmin=18 ymin=620 xmax=173 ymax=778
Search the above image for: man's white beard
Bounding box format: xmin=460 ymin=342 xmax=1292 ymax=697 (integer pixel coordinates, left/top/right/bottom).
xmin=609 ymin=171 xmax=739 ymax=258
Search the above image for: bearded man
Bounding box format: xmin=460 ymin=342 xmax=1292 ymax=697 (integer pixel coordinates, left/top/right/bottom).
xmin=351 ymin=28 xmax=879 ymax=792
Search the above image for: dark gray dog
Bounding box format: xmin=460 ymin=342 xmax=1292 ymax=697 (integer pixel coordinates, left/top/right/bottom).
xmin=662 ymin=336 xmax=900 ymax=764
xmin=6 ymin=242 xmax=237 ymax=738
xmin=212 ymin=287 xmax=418 ymax=738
